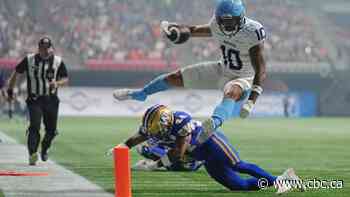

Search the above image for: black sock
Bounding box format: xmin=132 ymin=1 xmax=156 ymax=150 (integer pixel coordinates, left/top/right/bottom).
xmin=27 ymin=129 xmax=40 ymax=155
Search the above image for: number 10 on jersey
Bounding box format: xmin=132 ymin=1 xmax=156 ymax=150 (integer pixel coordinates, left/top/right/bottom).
xmin=220 ymin=45 xmax=243 ymax=70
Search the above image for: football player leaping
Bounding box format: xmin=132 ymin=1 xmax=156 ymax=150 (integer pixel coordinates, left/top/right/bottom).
xmin=114 ymin=0 xmax=267 ymax=132
xmin=111 ymin=104 xmax=304 ymax=194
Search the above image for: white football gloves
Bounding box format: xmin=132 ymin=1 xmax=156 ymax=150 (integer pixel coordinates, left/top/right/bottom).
xmin=240 ymin=100 xmax=255 ymax=119
xmin=132 ymin=159 xmax=161 ymax=171
xmin=199 ymin=118 xmax=215 ymax=143
xmin=240 ymin=85 xmax=263 ymax=119
xmin=105 ymin=143 xmax=127 ymax=157
xmin=160 ymin=20 xmax=179 ymax=46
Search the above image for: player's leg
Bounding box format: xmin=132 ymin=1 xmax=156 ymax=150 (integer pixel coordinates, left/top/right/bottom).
xmin=26 ymin=98 xmax=43 ymax=165
xmin=208 ymin=77 xmax=253 ymax=130
xmin=213 ymin=131 xmax=277 ymax=184
xmin=205 ymin=161 xmax=260 ymax=191
xmin=234 ymin=161 xmax=277 ymax=184
xmin=205 ymin=157 xmax=297 ymax=193
xmin=113 ymin=72 xmax=177 ymax=101
xmin=200 ymin=136 xmax=258 ymax=191
xmin=41 ymin=96 xmax=59 ymax=161
xmin=212 ymin=131 xmax=302 ymax=193
xmin=113 ymin=61 xmax=222 ymax=101
xmin=130 ymin=73 xmax=178 ymax=101
xmin=196 ymin=132 xmax=262 ymax=190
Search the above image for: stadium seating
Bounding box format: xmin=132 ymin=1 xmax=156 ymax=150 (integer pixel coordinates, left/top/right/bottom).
xmin=0 ymin=0 xmax=336 ymax=70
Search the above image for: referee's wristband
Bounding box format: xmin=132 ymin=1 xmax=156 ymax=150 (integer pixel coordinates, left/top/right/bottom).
xmin=252 ymin=85 xmax=263 ymax=95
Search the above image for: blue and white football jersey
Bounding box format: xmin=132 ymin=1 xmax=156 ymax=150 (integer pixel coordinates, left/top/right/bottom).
xmin=209 ymin=17 xmax=266 ymax=78
xmin=139 ymin=111 xmax=206 ymax=153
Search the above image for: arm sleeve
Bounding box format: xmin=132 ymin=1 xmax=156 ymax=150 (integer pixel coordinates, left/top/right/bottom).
xmin=57 ymin=61 xmax=68 ymax=79
xmin=138 ymin=126 xmax=148 ymax=137
xmin=15 ymin=57 xmax=28 ymax=74
xmin=248 ymin=23 xmax=266 ymax=48
xmin=208 ymin=16 xmax=216 ymax=33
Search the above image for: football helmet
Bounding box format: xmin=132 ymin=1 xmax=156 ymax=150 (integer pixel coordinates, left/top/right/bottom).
xmin=142 ymin=104 xmax=174 ymax=137
xmin=215 ymin=0 xmax=245 ymax=36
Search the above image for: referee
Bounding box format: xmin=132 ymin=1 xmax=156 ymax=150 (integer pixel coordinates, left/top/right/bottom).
xmin=7 ymin=36 xmax=69 ymax=165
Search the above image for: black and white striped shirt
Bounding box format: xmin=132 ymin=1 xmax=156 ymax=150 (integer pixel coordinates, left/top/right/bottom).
xmin=15 ymin=53 xmax=68 ymax=98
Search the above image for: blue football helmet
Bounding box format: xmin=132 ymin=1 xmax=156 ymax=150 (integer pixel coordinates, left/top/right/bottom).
xmin=215 ymin=0 xmax=245 ymax=36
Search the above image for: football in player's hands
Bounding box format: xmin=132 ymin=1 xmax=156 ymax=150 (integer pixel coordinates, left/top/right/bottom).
xmin=161 ymin=21 xmax=191 ymax=44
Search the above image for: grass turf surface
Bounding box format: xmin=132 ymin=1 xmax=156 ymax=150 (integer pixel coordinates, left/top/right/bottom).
xmin=0 ymin=117 xmax=349 ymax=197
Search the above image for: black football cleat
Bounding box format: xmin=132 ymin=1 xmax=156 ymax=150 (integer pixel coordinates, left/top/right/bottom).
xmin=41 ymin=151 xmax=49 ymax=162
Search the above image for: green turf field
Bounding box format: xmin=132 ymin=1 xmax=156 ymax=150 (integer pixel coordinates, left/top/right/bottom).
xmin=1 ymin=117 xmax=349 ymax=197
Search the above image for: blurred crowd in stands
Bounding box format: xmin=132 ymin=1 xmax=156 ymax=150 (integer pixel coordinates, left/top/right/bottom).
xmin=0 ymin=0 xmax=343 ymax=69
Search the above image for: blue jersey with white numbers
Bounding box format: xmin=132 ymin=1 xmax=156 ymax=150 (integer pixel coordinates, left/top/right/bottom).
xmin=139 ymin=111 xmax=208 ymax=153
xmin=167 ymin=111 xmax=205 ymax=150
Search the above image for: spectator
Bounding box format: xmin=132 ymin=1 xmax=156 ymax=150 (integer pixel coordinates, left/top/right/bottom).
xmin=0 ymin=0 xmax=336 ymax=68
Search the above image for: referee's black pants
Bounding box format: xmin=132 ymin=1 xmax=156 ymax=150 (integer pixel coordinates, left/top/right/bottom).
xmin=26 ymin=95 xmax=59 ymax=155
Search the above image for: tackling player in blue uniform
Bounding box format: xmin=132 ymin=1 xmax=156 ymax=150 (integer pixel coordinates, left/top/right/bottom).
xmin=113 ymin=0 xmax=267 ymax=133
xmin=113 ymin=104 xmax=304 ymax=194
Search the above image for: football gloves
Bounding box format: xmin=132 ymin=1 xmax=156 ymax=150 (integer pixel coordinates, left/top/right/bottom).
xmin=160 ymin=21 xmax=190 ymax=45
xmin=240 ymin=100 xmax=254 ymax=119
xmin=105 ymin=143 xmax=127 ymax=157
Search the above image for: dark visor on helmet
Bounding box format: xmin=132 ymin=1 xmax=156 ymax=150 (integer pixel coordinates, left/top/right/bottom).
xmin=217 ymin=15 xmax=241 ymax=32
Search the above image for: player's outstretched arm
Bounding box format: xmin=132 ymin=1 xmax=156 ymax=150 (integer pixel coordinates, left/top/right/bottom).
xmin=160 ymin=136 xmax=188 ymax=169
xmin=105 ymin=132 xmax=147 ymax=156
xmin=168 ymin=136 xmax=187 ymax=161
xmin=188 ymin=24 xmax=212 ymax=37
xmin=161 ymin=21 xmax=212 ymax=45
xmin=240 ymin=43 xmax=267 ymax=118
xmin=124 ymin=133 xmax=148 ymax=149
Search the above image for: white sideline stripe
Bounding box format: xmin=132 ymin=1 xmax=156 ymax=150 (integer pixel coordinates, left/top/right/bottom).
xmin=0 ymin=131 xmax=114 ymax=197
xmin=0 ymin=131 xmax=17 ymax=143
